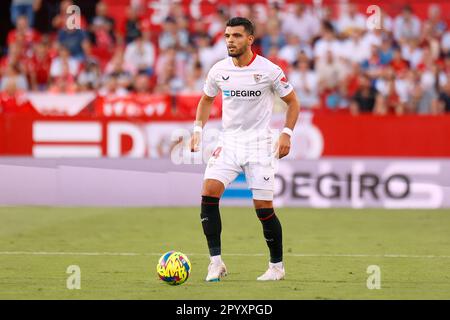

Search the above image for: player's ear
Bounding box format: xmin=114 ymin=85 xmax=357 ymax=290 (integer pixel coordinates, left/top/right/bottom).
xmin=248 ymin=34 xmax=255 ymax=45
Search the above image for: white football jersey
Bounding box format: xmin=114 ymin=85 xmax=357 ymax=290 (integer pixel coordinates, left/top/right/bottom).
xmin=203 ymin=54 xmax=293 ymax=139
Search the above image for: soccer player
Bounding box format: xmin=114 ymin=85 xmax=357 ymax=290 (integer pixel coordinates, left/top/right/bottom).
xmin=190 ymin=17 xmax=300 ymax=281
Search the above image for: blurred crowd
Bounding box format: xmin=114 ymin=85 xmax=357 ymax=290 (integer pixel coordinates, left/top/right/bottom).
xmin=1 ymin=0 xmax=450 ymax=115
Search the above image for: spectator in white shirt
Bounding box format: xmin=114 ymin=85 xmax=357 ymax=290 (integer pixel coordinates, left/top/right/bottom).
xmin=337 ymin=3 xmax=366 ymax=36
xmin=279 ymin=34 xmax=303 ymax=65
xmin=341 ymin=29 xmax=372 ymax=64
xmin=401 ymin=39 xmax=423 ymax=70
xmin=394 ymin=5 xmax=421 ymax=44
xmin=281 ymin=3 xmax=321 ymax=44
xmin=50 ymin=46 xmax=79 ymax=78
xmin=289 ymin=60 xmax=319 ymax=108
xmin=124 ymin=31 xmax=155 ymax=76
xmin=314 ymin=21 xmax=342 ymax=63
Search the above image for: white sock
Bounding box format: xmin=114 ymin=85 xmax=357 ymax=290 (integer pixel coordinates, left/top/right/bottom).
xmin=210 ymin=255 xmax=222 ymax=265
xmin=269 ymin=261 xmax=283 ymax=269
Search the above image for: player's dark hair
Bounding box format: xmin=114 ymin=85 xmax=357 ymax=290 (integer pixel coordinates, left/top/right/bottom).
xmin=226 ymin=17 xmax=255 ymax=35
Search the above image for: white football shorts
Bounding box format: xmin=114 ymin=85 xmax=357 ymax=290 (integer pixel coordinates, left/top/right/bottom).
xmin=203 ymin=135 xmax=278 ymax=200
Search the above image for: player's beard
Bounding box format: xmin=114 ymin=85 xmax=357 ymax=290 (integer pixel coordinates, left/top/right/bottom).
xmin=227 ymin=44 xmax=247 ymax=57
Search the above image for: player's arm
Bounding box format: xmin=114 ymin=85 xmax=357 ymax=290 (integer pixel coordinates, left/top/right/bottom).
xmin=278 ymin=90 xmax=300 ymax=158
xmin=190 ymin=93 xmax=216 ymax=152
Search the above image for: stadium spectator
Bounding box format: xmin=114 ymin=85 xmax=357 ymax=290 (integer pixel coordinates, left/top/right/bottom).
xmin=442 ymin=31 xmax=450 ymax=56
xmin=155 ymin=49 xmax=184 ymax=95
xmin=91 ymin=2 xmax=116 ymax=36
xmin=124 ymin=31 xmax=155 ymax=76
xmin=401 ymin=39 xmax=423 ymax=70
xmin=260 ymin=20 xmax=286 ymax=57
xmin=437 ymin=79 xmax=450 ymax=113
xmin=0 ymin=43 xmax=27 ymax=76
xmin=98 ymin=72 xmax=128 ymax=98
xmin=350 ymin=73 xmax=380 ymax=115
xmin=10 ymin=0 xmax=40 ymax=27
xmin=57 ymin=25 xmax=89 ymax=60
xmin=266 ymin=46 xmax=289 ymax=75
xmin=27 ymin=42 xmax=52 ymax=91
xmin=133 ymin=72 xmax=150 ymax=93
xmin=337 ymin=3 xmax=366 ymax=36
xmin=0 ymin=63 xmax=29 ymax=92
xmin=7 ymin=15 xmax=41 ymax=55
xmin=281 ymin=3 xmax=320 ymax=44
xmin=408 ymin=70 xmax=439 ymax=114
xmin=341 ymin=29 xmax=372 ymax=64
xmin=375 ymin=67 xmax=403 ymax=115
xmin=360 ymin=45 xmax=384 ymax=79
xmin=278 ymin=34 xmax=306 ymax=65
xmin=48 ymin=63 xmax=77 ymax=93
xmin=390 ymin=48 xmax=410 ymax=73
xmin=123 ymin=6 xmax=142 ymax=45
xmin=425 ymin=4 xmax=447 ymax=38
xmin=77 ymin=60 xmax=100 ymax=91
xmin=158 ymin=16 xmax=189 ymax=51
xmin=378 ymin=38 xmax=394 ymax=65
xmin=289 ymin=60 xmax=318 ymax=109
xmin=52 ymin=0 xmax=87 ymax=31
xmin=50 ymin=46 xmax=79 ymax=78
xmin=88 ymin=2 xmax=117 ymax=63
xmin=181 ymin=61 xmax=205 ymax=94
xmin=316 ymin=50 xmax=346 ymax=94
xmin=393 ymin=5 xmax=421 ymax=44
xmin=314 ymin=21 xmax=341 ymax=63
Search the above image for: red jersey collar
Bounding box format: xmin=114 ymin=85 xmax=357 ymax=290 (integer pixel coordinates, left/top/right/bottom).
xmin=246 ymin=51 xmax=257 ymax=66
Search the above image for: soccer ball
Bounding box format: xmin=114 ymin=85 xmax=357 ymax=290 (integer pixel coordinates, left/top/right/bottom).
xmin=157 ymin=251 xmax=191 ymax=285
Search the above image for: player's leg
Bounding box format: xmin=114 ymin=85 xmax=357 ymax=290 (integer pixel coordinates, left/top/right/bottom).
xmin=201 ymin=178 xmax=225 ymax=260
xmin=201 ymin=147 xmax=240 ymax=281
xmin=245 ymin=163 xmax=285 ymax=281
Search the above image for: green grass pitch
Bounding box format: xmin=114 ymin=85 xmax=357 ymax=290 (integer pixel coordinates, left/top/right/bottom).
xmin=0 ymin=207 xmax=449 ymax=299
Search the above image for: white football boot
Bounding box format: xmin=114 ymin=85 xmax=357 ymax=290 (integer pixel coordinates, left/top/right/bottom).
xmin=205 ymin=262 xmax=227 ymax=282
xmin=257 ymin=262 xmax=285 ymax=281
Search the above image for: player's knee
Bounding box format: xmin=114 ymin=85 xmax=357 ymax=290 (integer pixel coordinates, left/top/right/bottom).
xmin=202 ymin=179 xmax=225 ymax=198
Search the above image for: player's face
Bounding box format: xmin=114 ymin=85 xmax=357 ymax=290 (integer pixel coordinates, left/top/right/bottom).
xmin=224 ymin=26 xmax=254 ymax=57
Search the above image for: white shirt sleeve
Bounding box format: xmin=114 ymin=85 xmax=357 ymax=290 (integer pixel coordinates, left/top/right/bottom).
xmin=270 ymin=65 xmax=293 ymax=98
xmin=203 ymin=66 xmax=219 ymax=97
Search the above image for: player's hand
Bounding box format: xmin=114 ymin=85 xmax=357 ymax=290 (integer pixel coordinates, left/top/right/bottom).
xmin=276 ymin=133 xmax=291 ymax=159
xmin=190 ymin=132 xmax=201 ymax=152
